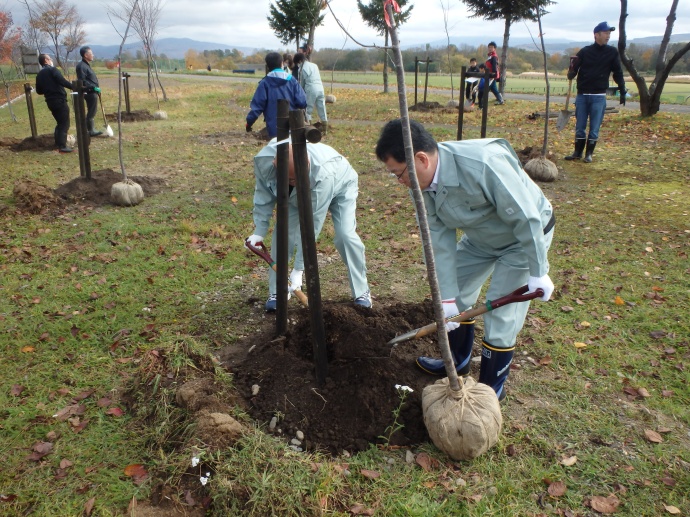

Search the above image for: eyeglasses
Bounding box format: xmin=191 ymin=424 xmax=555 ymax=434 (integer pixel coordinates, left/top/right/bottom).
xmin=388 ymin=165 xmax=408 ymax=180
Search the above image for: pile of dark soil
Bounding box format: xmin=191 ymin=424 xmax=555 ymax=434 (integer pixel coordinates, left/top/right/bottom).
xmin=54 ymin=169 xmax=168 ymax=206
xmin=13 ymin=180 xmax=65 ymax=213
xmin=0 ymin=137 xmax=22 ymax=147
xmin=106 ymin=110 xmax=155 ymax=123
xmin=409 ymin=101 xmax=443 ymax=111
xmin=222 ymin=300 xmax=469 ymax=455
xmin=9 ymin=134 xmax=57 ymax=152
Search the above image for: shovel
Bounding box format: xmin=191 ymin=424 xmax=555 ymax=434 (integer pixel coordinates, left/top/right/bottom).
xmin=388 ymin=285 xmax=543 ymax=346
xmin=245 ymin=240 xmax=308 ymax=307
xmin=97 ymin=92 xmax=114 ymax=137
xmin=556 ymin=79 xmax=573 ymax=132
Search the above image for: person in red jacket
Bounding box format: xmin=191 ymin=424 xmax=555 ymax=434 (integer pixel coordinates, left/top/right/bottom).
xmin=485 ymin=42 xmax=505 ymax=105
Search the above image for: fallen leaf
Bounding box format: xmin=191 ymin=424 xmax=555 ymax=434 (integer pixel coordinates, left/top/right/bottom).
xmin=560 ymin=455 xmax=578 ymax=467
xmin=360 ymin=469 xmax=380 ymax=480
xmin=27 ymin=441 xmax=53 ymax=461
xmin=72 ymin=389 xmax=95 ymax=401
xmin=574 ymin=342 xmax=588 ymax=348
xmin=10 ymin=384 xmax=25 ymax=396
xmin=53 ymin=404 xmax=86 ymax=421
xmin=105 ymin=407 xmax=125 ymax=417
xmin=184 ymin=490 xmax=196 ymax=506
xmin=644 ymin=429 xmax=663 ymax=443
xmin=21 ymin=346 xmax=35 ymax=353
xmin=548 ymin=480 xmax=567 ymax=497
xmin=658 ymin=427 xmax=672 ymax=434
xmin=124 ymin=464 xmax=148 ymax=483
xmin=590 ymin=494 xmax=620 ymax=514
xmin=0 ymin=494 xmax=18 ymax=502
xmin=580 ymin=321 xmax=591 ymax=328
xmin=415 ymin=452 xmax=433 ymax=471
xmin=664 ymin=505 xmax=681 ymax=514
xmin=539 ymin=356 xmax=553 ymax=366
xmin=97 ymin=397 xmax=111 ymax=407
xmin=350 ymin=503 xmax=375 ymax=516
xmin=561 ymin=306 xmax=574 ymax=312
xmin=59 ymin=459 xmax=73 ymax=469
xmin=84 ymin=497 xmax=95 ymax=516
xmin=662 ymin=390 xmax=674 ymax=397
xmin=637 ymin=387 xmax=651 ymax=398
xmin=661 ymin=477 xmax=676 ymax=487
xmin=614 ymin=296 xmax=625 ymax=305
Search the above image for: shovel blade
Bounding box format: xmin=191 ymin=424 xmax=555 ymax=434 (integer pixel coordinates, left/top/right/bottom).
xmin=556 ymin=110 xmax=572 ymax=131
xmin=387 ymin=328 xmax=423 ymax=346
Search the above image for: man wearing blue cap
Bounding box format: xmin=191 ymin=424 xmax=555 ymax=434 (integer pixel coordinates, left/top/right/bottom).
xmin=565 ymin=22 xmax=625 ymax=163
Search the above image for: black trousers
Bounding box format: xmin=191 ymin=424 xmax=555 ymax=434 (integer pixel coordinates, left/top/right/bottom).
xmin=45 ymin=97 xmax=70 ymax=148
xmin=84 ymin=92 xmax=98 ymax=125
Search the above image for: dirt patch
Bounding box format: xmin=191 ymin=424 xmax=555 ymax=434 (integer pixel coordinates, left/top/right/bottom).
xmin=106 ymin=110 xmax=155 ymax=123
xmin=0 ymin=137 xmax=22 ymax=147
xmin=54 ymin=169 xmax=168 ymax=206
xmin=13 ymin=180 xmax=65 ymax=213
xmin=196 ymin=130 xmax=268 ymax=147
xmin=9 ymin=134 xmax=58 ymax=152
xmin=516 ymin=146 xmax=543 ymax=166
xmin=221 ymin=300 xmax=474 ymax=455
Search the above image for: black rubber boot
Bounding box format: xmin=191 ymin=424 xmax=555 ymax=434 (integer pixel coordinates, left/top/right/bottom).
xmin=583 ymin=140 xmax=597 ymax=163
xmin=416 ymin=320 xmax=475 ymax=376
xmin=87 ymin=119 xmax=102 ymax=137
xmin=478 ymin=341 xmax=514 ymax=402
xmin=564 ymin=139 xmax=586 ymax=160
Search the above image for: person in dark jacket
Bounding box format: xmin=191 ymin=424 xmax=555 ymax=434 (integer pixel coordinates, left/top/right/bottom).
xmin=75 ymin=46 xmax=102 ymax=137
xmin=485 ymin=42 xmax=504 ymax=105
xmin=35 ymin=54 xmax=74 ymax=153
xmin=465 ymin=58 xmax=480 ymax=104
xmin=565 ymin=21 xmax=626 ymax=163
xmin=246 ymin=52 xmax=307 ymax=139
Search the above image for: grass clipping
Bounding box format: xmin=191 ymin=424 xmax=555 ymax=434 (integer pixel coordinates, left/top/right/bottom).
xmin=422 ymin=377 xmax=503 ymax=460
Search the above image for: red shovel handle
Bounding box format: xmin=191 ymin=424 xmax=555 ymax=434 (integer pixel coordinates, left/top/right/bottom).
xmin=485 ymin=285 xmax=544 ymax=311
xmin=245 ymin=240 xmax=275 ymax=268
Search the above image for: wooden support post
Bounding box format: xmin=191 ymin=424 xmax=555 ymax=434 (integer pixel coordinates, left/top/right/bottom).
xmin=289 ymin=109 xmax=328 ymax=386
xmin=123 ymin=73 xmax=131 ymax=114
xmin=457 ymin=66 xmax=466 ymax=140
xmin=423 ymin=58 xmax=431 ymax=104
xmin=73 ymin=80 xmax=91 ymax=179
xmin=24 ymin=83 xmax=38 ymax=138
xmin=275 ymin=99 xmax=290 ymax=336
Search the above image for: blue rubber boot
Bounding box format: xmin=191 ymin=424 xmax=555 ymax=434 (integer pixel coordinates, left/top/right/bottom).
xmin=478 ymin=341 xmax=514 ymax=402
xmin=416 ymin=320 xmax=475 ymax=376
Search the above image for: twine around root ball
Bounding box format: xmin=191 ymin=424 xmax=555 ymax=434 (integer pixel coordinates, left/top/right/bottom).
xmin=524 ymin=156 xmax=558 ymax=182
xmin=153 ymin=111 xmax=168 ymax=120
xmin=325 ymin=94 xmax=336 ymax=104
xmin=422 ymin=377 xmax=502 ymax=461
xmin=111 ymin=179 xmax=145 ymax=206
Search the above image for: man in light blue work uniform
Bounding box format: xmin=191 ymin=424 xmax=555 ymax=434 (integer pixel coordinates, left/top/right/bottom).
xmin=375 ymin=119 xmax=555 ymax=401
xmin=246 ymin=140 xmax=371 ymax=312
xmin=293 ymin=53 xmax=327 ymax=133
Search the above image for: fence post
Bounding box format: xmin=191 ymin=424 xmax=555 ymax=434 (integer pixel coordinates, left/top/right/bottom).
xmin=24 ymin=83 xmax=38 ymax=138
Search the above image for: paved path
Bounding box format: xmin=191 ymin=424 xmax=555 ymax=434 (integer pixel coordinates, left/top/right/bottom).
xmin=130 ymin=71 xmax=690 ymax=115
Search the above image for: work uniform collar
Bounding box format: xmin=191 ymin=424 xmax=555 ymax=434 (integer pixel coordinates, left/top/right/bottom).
xmin=424 ymin=151 xmax=442 ymax=193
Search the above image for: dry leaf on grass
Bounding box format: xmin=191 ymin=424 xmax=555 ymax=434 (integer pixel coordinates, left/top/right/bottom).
xmin=644 ymin=429 xmax=664 ymax=443
xmin=560 ymin=455 xmax=578 ymax=467
xmin=590 ymin=494 xmax=620 ymax=514
xmin=664 ymin=505 xmax=681 ymax=514
xmin=360 ymin=469 xmax=380 ymax=480
xmin=548 ymin=480 xmax=567 ymax=497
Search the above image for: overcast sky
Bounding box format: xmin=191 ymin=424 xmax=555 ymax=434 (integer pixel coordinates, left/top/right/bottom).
xmin=9 ymin=0 xmax=690 ymax=51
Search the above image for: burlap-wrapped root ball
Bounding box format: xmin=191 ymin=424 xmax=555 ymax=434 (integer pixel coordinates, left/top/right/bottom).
xmin=325 ymin=94 xmax=336 ymax=104
xmin=153 ymin=110 xmax=168 ymax=120
xmin=66 ymin=134 xmax=77 ymax=147
xmin=446 ymin=99 xmax=460 ymax=108
xmin=524 ymin=156 xmax=558 ymax=182
xmin=463 ymin=102 xmax=476 ymax=113
xmin=111 ymin=179 xmax=145 ymax=206
xmin=422 ymin=377 xmax=502 ymax=460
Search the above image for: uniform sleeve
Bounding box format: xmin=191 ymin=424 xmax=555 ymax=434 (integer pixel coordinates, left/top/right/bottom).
xmin=54 ymin=69 xmax=74 ymax=90
xmin=252 ymin=156 xmax=277 ymax=236
xmin=298 ymin=64 xmax=307 ymax=89
xmin=247 ymin=81 xmax=267 ymax=126
xmin=76 ymin=62 xmax=98 ymax=90
xmin=567 ymin=49 xmax=583 ymax=80
xmin=484 ymin=150 xmax=550 ymax=277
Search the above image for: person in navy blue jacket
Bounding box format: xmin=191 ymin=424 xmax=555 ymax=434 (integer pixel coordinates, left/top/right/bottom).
xmin=246 ymin=52 xmax=307 ymax=139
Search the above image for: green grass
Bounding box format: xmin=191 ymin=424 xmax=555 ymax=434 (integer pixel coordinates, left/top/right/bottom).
xmin=1 ymin=76 xmax=689 ymax=516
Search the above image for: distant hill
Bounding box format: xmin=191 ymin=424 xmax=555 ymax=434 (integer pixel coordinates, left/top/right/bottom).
xmin=88 ymin=37 xmax=257 ymax=60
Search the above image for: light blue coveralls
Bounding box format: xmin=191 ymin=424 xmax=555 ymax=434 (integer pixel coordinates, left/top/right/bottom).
xmin=422 ymin=139 xmax=554 ymax=392
xmin=298 ymin=61 xmax=327 ymax=125
xmin=252 ymin=142 xmax=369 ymax=299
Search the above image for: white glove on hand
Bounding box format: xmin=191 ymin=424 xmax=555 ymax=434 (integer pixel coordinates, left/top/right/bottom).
xmin=244 ymin=234 xmax=264 ymax=249
xmin=443 ymin=299 xmax=461 ymax=332
xmin=528 ymin=274 xmax=554 ymax=301
xmin=288 ymin=269 xmax=303 ymax=293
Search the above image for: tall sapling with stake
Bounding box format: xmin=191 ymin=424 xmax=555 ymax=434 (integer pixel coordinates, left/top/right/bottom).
xmin=384 ymin=1 xmax=502 ymax=461
xmin=110 ymin=0 xmax=145 ymax=206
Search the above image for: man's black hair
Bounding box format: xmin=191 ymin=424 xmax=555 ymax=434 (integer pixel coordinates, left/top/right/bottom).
xmin=38 ymin=54 xmax=50 ymax=66
xmin=375 ymin=119 xmax=438 ymax=164
xmin=293 ymin=53 xmax=305 ymax=65
xmin=470 ymin=57 xmax=477 ymax=62
xmin=79 ymin=46 xmax=91 ymax=58
xmin=265 ymin=52 xmax=283 ymax=70
xmin=488 ymin=41 xmax=497 ymax=48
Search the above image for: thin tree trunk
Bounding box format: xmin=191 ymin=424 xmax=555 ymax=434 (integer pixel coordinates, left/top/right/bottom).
xmin=536 ymin=6 xmax=549 ymax=156
xmin=117 ymin=0 xmax=139 ymax=180
xmin=383 ymin=29 xmax=389 ymax=94
xmin=499 ymin=16 xmax=511 ymax=95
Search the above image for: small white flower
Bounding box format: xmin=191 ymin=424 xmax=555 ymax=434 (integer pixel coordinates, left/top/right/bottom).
xmin=396 ymin=385 xmax=413 ymax=393
xmin=142 ymin=307 xmax=152 ymax=312
xmin=199 ymin=476 xmax=208 ymax=486
xmin=191 ymin=456 xmax=200 ymax=467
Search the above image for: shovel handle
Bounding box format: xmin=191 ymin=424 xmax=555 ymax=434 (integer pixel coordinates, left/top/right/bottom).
xmin=391 ymin=285 xmax=543 ymax=343
xmin=564 ymin=79 xmax=572 ymax=109
xmin=245 ymin=240 xmax=308 ymax=307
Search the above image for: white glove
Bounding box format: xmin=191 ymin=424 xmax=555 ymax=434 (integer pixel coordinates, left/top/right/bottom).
xmin=528 ymin=274 xmax=554 ymax=301
xmin=244 ymin=234 xmax=264 ymax=249
xmin=443 ymin=299 xmax=460 ymax=332
xmin=288 ymin=269 xmax=303 ymax=293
